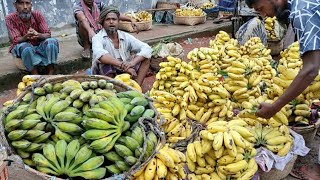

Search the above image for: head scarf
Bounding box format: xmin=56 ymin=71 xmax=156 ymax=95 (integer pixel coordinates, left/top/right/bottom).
xmin=99 ymin=6 xmax=120 ymax=24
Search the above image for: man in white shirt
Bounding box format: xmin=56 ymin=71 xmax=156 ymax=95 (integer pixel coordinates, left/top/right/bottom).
xmin=92 ymin=7 xmax=151 ymax=85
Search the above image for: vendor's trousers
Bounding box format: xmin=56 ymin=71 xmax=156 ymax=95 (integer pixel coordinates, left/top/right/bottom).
xmin=12 ymin=38 xmax=59 ymax=71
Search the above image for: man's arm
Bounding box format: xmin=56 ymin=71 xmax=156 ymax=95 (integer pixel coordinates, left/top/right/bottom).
xmin=32 ymin=11 xmax=51 ymax=40
xmin=257 ymin=50 xmax=320 ymax=118
xmin=76 ymin=12 xmax=96 ymax=40
xmin=5 ymin=15 xmax=29 ymax=44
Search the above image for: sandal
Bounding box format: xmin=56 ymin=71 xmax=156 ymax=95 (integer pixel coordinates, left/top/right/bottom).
xmin=81 ymin=49 xmax=91 ymax=59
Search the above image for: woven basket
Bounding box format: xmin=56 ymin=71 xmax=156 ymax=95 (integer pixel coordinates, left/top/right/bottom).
xmin=119 ymin=21 xmax=152 ymax=33
xmin=290 ymin=119 xmax=320 ymax=147
xmin=268 ymin=39 xmax=284 ymax=56
xmin=0 ymin=75 xmax=164 ymax=180
xmin=259 ymin=154 xmax=297 ymax=180
xmin=173 ymin=14 xmax=207 ymax=26
xmin=12 ymin=56 xmax=27 ymax=71
xmin=156 ymin=1 xmax=179 ymax=9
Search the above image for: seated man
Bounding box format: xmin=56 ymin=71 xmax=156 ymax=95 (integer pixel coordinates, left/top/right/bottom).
xmin=92 ymin=7 xmax=151 ymax=85
xmin=5 ymin=0 xmax=59 ymax=75
xmin=74 ymin=0 xmax=138 ymax=59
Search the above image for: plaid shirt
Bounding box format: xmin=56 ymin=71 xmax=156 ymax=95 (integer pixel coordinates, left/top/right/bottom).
xmin=5 ymin=11 xmax=51 ymax=52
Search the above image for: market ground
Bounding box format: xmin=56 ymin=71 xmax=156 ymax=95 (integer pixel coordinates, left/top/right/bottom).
xmin=1 ymin=20 xmax=319 ymax=179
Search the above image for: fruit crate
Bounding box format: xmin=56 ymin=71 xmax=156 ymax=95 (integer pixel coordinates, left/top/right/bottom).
xmin=173 ymin=14 xmax=207 ymax=26
xmin=0 ymin=75 xmax=164 ymax=180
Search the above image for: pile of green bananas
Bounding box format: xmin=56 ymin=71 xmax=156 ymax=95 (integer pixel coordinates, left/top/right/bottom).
xmin=2 ymin=78 xmax=159 ymax=179
xmin=117 ymin=91 xmax=155 ymax=123
xmin=105 ymin=126 xmax=158 ymax=175
xmin=32 ymin=139 xmax=106 ymax=179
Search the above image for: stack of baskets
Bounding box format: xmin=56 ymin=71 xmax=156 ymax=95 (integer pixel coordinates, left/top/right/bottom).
xmin=173 ymin=13 xmax=207 ymax=26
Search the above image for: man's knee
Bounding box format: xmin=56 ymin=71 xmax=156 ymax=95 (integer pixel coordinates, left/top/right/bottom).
xmin=142 ymin=58 xmax=151 ymax=66
xmin=18 ymin=43 xmax=34 ymax=55
xmin=44 ymin=38 xmax=59 ymax=46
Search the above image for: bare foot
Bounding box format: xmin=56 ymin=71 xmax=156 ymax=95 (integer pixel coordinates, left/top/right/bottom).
xmin=81 ymin=49 xmax=91 ymax=59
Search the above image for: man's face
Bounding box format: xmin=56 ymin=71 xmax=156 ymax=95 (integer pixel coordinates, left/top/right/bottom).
xmin=252 ymin=0 xmax=289 ymax=23
xmin=103 ymin=13 xmax=119 ymax=34
xmin=15 ymin=0 xmax=32 ymax=21
xmin=84 ymin=0 xmax=93 ymax=6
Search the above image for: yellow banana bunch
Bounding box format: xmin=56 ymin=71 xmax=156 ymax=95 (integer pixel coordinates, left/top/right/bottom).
xmin=16 ymin=75 xmax=40 ymax=96
xmin=124 ymin=11 xmax=152 ymax=22
xmin=176 ymin=8 xmax=205 ymax=17
xmin=114 ymin=73 xmax=142 ymax=93
xmin=239 ymin=37 xmax=269 ymax=58
xmin=252 ymin=123 xmax=293 ymax=156
xmin=265 ymin=16 xmax=277 ymax=40
xmin=162 ymin=118 xmax=193 ymax=143
xmin=132 ymin=145 xmax=187 ymax=180
xmin=200 ymin=2 xmax=216 ymax=9
xmin=291 ymin=100 xmax=311 ymax=125
xmin=187 ymin=47 xmax=220 ymax=74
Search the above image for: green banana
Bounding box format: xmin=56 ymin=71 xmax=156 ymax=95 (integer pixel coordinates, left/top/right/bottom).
xmin=89 ymin=81 xmax=98 ymax=89
xmin=36 ymin=166 xmax=59 ymax=176
xmin=33 ymin=87 xmax=46 ymax=96
xmin=106 ymin=83 xmax=114 ymax=90
xmin=24 ymin=130 xmax=45 ymax=140
xmin=124 ymin=104 xmax=135 ymax=112
xmin=7 ymin=130 xmax=27 ymax=141
xmin=89 ymin=94 xmax=100 ymax=107
xmin=43 ymin=83 xmax=54 ymax=94
xmin=114 ymin=144 xmax=134 ymax=157
xmin=4 ymin=119 xmax=23 ymax=132
xmin=116 ymin=136 xmax=127 ymax=145
xmin=43 ymin=96 xmax=60 ymax=120
xmin=89 ymin=133 xmax=116 ymax=150
xmin=70 ymin=89 xmax=85 ymax=100
xmin=71 ymin=156 xmax=104 ymax=173
xmin=82 ymin=104 xmax=90 ymax=112
xmin=125 ymin=156 xmax=138 ymax=165
xmin=106 ymin=165 xmax=121 ymax=174
xmin=84 ymin=108 xmax=116 ymax=123
xmin=11 ymin=140 xmax=31 ymax=149
xmin=95 ymin=133 xmax=121 ymax=154
xmin=115 ymin=161 xmax=130 ymax=172
xmin=65 ymin=140 xmax=80 ymax=171
xmin=130 ymin=106 xmax=145 ymax=116
xmin=109 ymin=96 xmax=127 ymax=122
xmin=32 ymin=153 xmax=60 ymax=172
xmin=55 ymin=140 xmax=67 ymax=170
xmin=54 ymin=126 xmax=72 ymax=142
xmin=142 ymin=109 xmax=155 ymax=118
xmin=81 ymin=129 xmax=117 ymax=140
xmin=69 ymin=167 xmax=106 ymax=179
xmin=59 ymin=92 xmax=68 ymax=100
xmin=124 ymin=136 xmax=140 ymax=152
xmin=125 ymin=114 xmax=140 ymax=123
xmin=33 ymin=132 xmax=51 ymax=143
xmin=79 ymin=91 xmax=93 ymax=102
xmin=145 ymin=139 xmax=155 ymax=156
xmin=130 ymin=97 xmax=148 ymax=106
xmin=117 ymin=90 xmax=143 ymax=99
xmin=81 ymin=81 xmax=90 ymax=90
xmin=5 ymin=109 xmax=25 ymax=124
xmin=24 ymin=108 xmax=37 ymax=116
xmin=54 ymin=112 xmax=80 ymax=122
xmin=49 ymin=100 xmax=70 ymax=119
xmin=53 ymin=122 xmax=83 ymax=135
xmin=135 ymin=147 xmax=143 ymax=158
xmin=119 ymin=98 xmax=132 ymax=104
xmin=98 ymin=79 xmax=107 ymax=89
xmin=95 ymin=89 xmax=116 ymax=98
xmin=122 ymin=121 xmax=130 ymax=132
xmin=16 ymin=149 xmax=30 ymax=158
xmin=104 ymin=151 xmax=123 ymax=162
xmin=32 ymin=122 xmax=47 ymax=131
xmin=124 ymin=131 xmax=132 ymax=137
xmin=68 ymin=145 xmax=92 ymax=171
xmin=53 ymin=83 xmax=63 ymax=92
xmin=22 ymin=92 xmax=32 ymax=102
xmin=81 ymin=118 xmax=117 ymax=130
xmin=64 ymin=107 xmax=81 ymax=114
xmin=72 ymin=99 xmax=84 ymax=109
xmin=24 ymin=143 xmax=42 ymax=152
xmin=36 ymin=96 xmax=46 ymax=118
xmin=23 ymin=159 xmax=36 ymax=166
xmin=131 ymin=126 xmax=144 ymax=147
xmin=20 ymin=120 xmax=41 ymax=130
xmin=69 ymin=117 xmax=83 ymax=125
xmin=24 ymin=113 xmax=42 ymax=120
xmin=51 ymin=134 xmax=60 ymax=143
xmin=43 ymin=144 xmax=61 ymax=172
xmin=147 ymin=132 xmax=158 ymax=145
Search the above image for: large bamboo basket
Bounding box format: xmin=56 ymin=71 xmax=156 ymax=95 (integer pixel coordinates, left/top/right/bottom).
xmin=259 ymin=155 xmax=297 ymax=180
xmin=156 ymin=2 xmax=179 ymax=9
xmin=0 ymin=75 xmax=164 ymax=180
xmin=119 ymin=21 xmax=152 ymax=33
xmin=290 ymin=119 xmax=320 ymax=147
xmin=173 ymin=14 xmax=207 ymax=26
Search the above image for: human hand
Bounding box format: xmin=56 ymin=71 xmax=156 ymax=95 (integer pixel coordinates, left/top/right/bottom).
xmin=256 ymin=102 xmax=278 ymax=119
xmin=28 ymin=28 xmax=39 ymax=40
xmin=122 ymin=61 xmax=136 ymax=71
xmin=126 ymin=68 xmax=137 ymax=78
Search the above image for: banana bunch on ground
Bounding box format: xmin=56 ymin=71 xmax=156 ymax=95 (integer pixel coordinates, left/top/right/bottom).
xmin=132 ymin=144 xmax=187 ymax=180
xmin=176 ymin=8 xmax=205 ymax=17
xmin=115 ymin=73 xmax=142 ymax=92
xmin=32 ymin=139 xmax=106 ymax=179
xmin=105 ymin=126 xmax=158 ymax=175
xmin=187 ymin=47 xmax=220 ymax=75
xmin=239 ymin=37 xmax=271 ymax=59
xmin=81 ymin=96 xmax=129 ymax=154
xmin=117 ymin=91 xmax=155 ymax=123
xmin=124 ymin=11 xmax=152 ymax=22
xmin=162 ymin=118 xmax=193 ymax=143
xmin=265 ymin=16 xmax=277 ymax=40
xmin=187 ymin=119 xmax=258 ymax=179
xmin=289 ymin=99 xmax=311 ymax=125
xmin=200 ymin=2 xmax=216 ymax=9
xmin=252 ymin=123 xmax=293 ymax=157
xmin=209 ymin=31 xmax=232 ymax=49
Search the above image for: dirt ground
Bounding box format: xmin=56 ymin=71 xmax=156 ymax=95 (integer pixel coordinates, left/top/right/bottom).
xmin=1 ymin=36 xmax=320 ymax=179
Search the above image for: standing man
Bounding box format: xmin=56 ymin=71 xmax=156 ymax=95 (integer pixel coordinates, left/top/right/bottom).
xmin=244 ymin=0 xmax=320 ymax=118
xmin=92 ymin=7 xmax=151 ymax=85
xmin=5 ymin=0 xmax=59 ymax=75
xmin=74 ymin=0 xmax=138 ymax=59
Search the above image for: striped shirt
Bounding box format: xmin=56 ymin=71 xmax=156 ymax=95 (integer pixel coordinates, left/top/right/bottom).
xmin=5 ymin=11 xmax=51 ymax=52
xmin=288 ymin=0 xmax=320 ymax=55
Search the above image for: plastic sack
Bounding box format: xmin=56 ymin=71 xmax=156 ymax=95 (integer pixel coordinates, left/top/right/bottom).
xmin=236 ymin=17 xmax=268 ymax=46
xmin=158 ymin=42 xmax=184 ymax=58
xmin=255 ymin=129 xmax=310 ymax=172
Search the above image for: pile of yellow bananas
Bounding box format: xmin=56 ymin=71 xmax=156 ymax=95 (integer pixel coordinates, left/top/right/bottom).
xmin=265 ymin=16 xmax=278 ymax=40
xmin=200 ymin=2 xmax=216 ymax=9
xmin=290 ymin=100 xmax=311 ymax=125
xmin=187 ymin=119 xmax=258 ymax=179
xmin=176 ymin=8 xmax=205 ymax=17
xmin=124 ymin=11 xmax=152 ymax=22
xmin=132 ymin=145 xmax=187 ymax=179
xmin=114 ymin=73 xmax=142 ymax=93
xmin=252 ymin=123 xmax=293 ymax=157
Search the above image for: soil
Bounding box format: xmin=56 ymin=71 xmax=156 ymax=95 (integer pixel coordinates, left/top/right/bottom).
xmin=1 ymin=35 xmax=320 ymax=180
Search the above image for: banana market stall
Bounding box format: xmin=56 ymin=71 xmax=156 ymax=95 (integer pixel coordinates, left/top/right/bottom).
xmin=0 ymin=32 xmax=318 ymax=179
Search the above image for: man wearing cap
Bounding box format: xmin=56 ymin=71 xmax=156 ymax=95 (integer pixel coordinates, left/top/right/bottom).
xmin=5 ymin=0 xmax=59 ymax=75
xmin=74 ymin=0 xmax=138 ymax=59
xmin=92 ymin=7 xmax=151 ymax=85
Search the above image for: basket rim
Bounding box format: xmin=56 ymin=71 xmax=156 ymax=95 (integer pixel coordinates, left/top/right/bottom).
xmin=119 ymin=20 xmax=152 ymax=24
xmin=289 ymin=118 xmax=320 ymax=130
xmin=173 ymin=13 xmax=207 ymax=18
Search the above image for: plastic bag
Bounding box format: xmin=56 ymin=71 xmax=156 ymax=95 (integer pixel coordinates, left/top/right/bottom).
xmin=158 ymin=42 xmax=183 ymax=58
xmin=255 ymin=129 xmax=310 ymax=172
xmin=236 ymin=17 xmax=268 ymax=46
